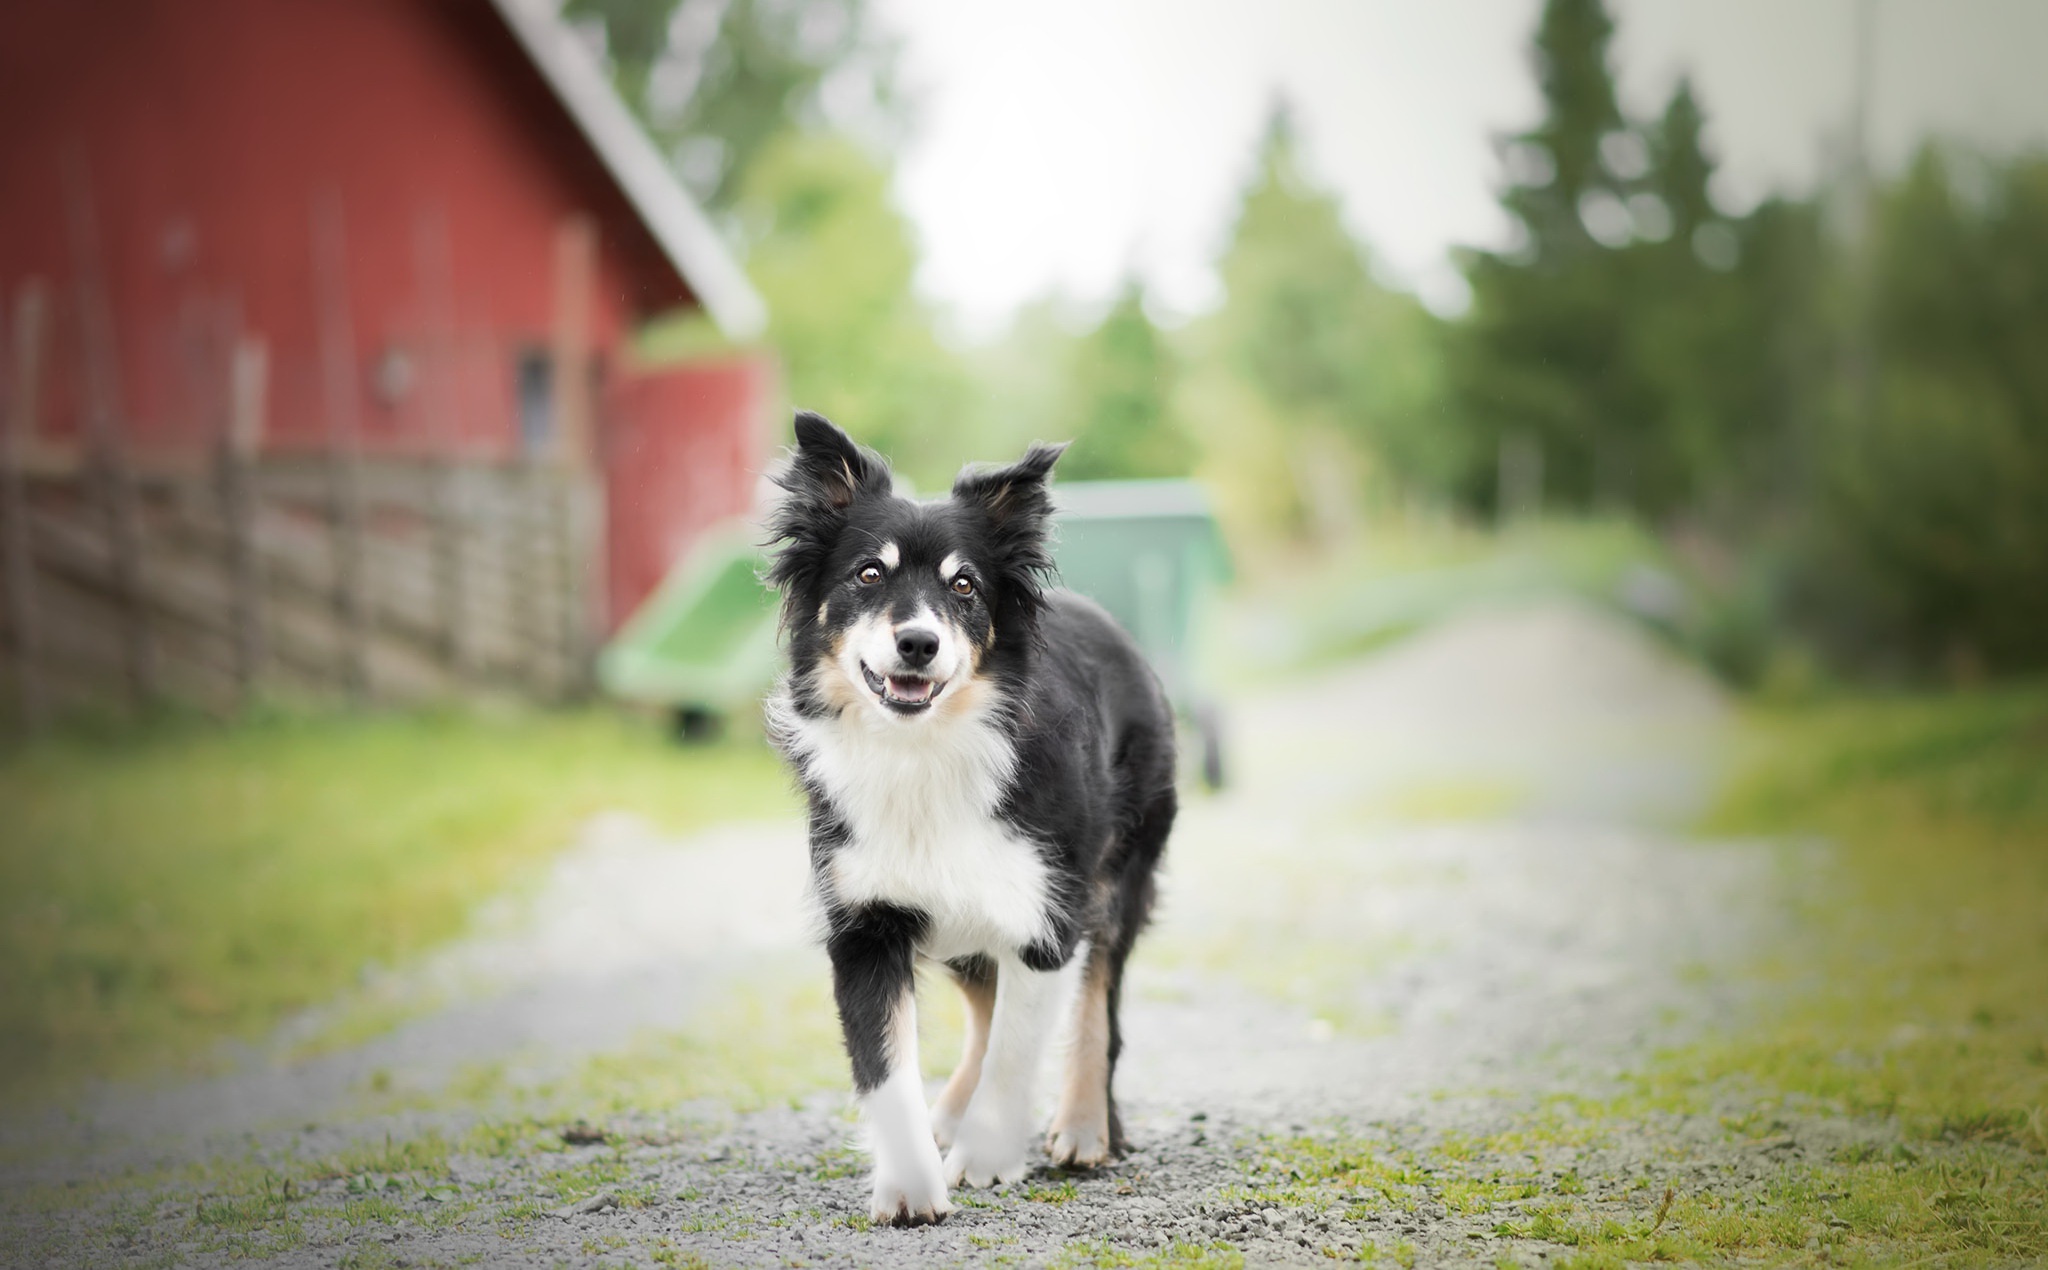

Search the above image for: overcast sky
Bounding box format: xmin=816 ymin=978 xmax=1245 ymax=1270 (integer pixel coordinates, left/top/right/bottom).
xmin=870 ymin=0 xmax=2048 ymax=335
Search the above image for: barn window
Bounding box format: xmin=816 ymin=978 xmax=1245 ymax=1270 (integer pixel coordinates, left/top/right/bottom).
xmin=515 ymin=350 xmax=553 ymax=454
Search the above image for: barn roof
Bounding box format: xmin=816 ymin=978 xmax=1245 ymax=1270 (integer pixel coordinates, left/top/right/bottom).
xmin=488 ymin=0 xmax=767 ymax=340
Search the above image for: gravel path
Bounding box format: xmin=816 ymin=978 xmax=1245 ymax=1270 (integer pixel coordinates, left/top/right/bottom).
xmin=4 ymin=601 xmax=1808 ymax=1268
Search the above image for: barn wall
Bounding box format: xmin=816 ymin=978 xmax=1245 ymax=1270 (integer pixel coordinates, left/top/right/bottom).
xmin=604 ymin=356 xmax=776 ymax=629
xmin=0 ymin=0 xmax=694 ymax=460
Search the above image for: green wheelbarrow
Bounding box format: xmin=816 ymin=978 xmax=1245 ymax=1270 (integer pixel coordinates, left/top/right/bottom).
xmin=1050 ymin=479 xmax=1232 ymax=789
xmin=595 ymin=521 xmax=780 ymax=741
xmin=598 ymin=483 xmax=1231 ymax=784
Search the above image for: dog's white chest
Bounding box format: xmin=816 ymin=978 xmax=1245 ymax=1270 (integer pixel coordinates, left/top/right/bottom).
xmin=782 ymin=700 xmax=1053 ymax=959
xmin=832 ymin=817 xmax=1051 ymax=960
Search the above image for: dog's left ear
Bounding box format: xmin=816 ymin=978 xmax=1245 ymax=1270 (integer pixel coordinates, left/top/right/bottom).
xmin=953 ymin=441 xmax=1068 ymax=532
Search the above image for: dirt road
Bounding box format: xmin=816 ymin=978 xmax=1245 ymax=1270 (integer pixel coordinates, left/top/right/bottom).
xmin=4 ymin=602 xmax=1808 ymax=1268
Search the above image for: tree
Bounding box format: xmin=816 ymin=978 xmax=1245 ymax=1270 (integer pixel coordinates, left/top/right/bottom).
xmin=1451 ymin=0 xmax=1643 ymax=513
xmin=1503 ymin=0 xmax=1626 ymax=261
xmin=1058 ymin=281 xmax=1194 ymax=481
xmin=564 ymin=0 xmax=897 ymax=210
xmin=1199 ymin=106 xmax=1447 ymax=533
xmin=1808 ymin=148 xmax=2048 ymax=672
xmin=732 ymin=132 xmax=972 ymax=488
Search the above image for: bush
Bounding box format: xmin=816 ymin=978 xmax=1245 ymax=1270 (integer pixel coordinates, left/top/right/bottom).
xmin=1804 ymin=149 xmax=2048 ymax=675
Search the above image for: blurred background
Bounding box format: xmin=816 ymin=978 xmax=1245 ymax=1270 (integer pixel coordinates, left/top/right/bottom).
xmin=2 ymin=0 xmax=2046 ymax=1263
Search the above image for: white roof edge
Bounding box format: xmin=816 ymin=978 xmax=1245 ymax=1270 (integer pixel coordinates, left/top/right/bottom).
xmin=487 ymin=0 xmax=768 ymax=341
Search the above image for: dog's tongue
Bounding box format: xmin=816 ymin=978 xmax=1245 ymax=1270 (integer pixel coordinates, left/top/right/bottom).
xmin=887 ymin=676 xmax=933 ymax=703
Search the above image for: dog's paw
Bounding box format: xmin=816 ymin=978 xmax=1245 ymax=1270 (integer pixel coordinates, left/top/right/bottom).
xmin=1045 ymin=1117 xmax=1111 ymax=1169
xmin=869 ymin=1158 xmax=949 ymax=1227
xmin=942 ymin=1112 xmax=1033 ymax=1188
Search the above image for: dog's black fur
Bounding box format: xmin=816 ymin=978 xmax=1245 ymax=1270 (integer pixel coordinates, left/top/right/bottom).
xmin=764 ymin=412 xmax=1176 ymax=1215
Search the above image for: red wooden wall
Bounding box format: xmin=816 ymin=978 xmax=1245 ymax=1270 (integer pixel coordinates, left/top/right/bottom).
xmin=0 ymin=0 xmax=691 ymax=458
xmin=0 ymin=0 xmax=777 ymax=633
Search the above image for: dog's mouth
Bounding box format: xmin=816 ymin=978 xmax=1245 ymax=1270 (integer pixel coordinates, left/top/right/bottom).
xmin=860 ymin=662 xmax=943 ymax=713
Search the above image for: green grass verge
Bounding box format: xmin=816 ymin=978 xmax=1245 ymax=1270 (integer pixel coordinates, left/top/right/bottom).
xmin=1698 ymin=685 xmax=2048 ymax=1156
xmin=1236 ymin=685 xmax=2047 ymax=1266
xmin=0 ymin=708 xmax=795 ymax=1100
xmin=1217 ymin=516 xmax=1670 ymax=684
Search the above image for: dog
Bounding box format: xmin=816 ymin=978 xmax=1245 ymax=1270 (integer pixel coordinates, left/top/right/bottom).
xmin=763 ymin=411 xmax=1178 ymax=1227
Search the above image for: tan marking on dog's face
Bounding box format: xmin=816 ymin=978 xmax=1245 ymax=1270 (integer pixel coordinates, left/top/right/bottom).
xmin=810 ymin=631 xmax=869 ymax=715
xmin=878 ymin=541 xmax=900 ymax=570
xmin=818 ymin=599 xmax=830 ymax=625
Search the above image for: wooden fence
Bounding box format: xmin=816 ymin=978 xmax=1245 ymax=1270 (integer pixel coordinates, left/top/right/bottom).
xmin=0 ymin=292 xmax=602 ymax=730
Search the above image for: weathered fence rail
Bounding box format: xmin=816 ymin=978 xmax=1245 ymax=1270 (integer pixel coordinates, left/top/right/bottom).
xmin=0 ymin=439 xmax=601 ymax=724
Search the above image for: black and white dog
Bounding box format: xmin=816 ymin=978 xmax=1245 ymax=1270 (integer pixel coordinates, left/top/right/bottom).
xmin=764 ymin=412 xmax=1177 ymax=1226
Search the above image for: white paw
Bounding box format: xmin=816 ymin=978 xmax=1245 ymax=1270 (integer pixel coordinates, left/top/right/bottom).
xmin=1046 ymin=1117 xmax=1110 ymax=1169
xmin=869 ymin=1153 xmax=950 ymax=1227
xmin=942 ymin=1111 xmax=1033 ymax=1188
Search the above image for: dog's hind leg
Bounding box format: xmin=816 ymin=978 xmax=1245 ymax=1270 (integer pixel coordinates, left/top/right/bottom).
xmin=1061 ymin=784 xmax=1174 ymax=1162
xmin=1046 ymin=943 xmax=1114 ymax=1168
xmin=943 ymin=954 xmax=1072 ymax=1187
xmin=931 ymin=955 xmax=996 ymax=1150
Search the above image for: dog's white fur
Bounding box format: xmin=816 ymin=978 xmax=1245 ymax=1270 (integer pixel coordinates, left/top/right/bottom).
xmin=769 ymin=649 xmax=1077 ymax=1216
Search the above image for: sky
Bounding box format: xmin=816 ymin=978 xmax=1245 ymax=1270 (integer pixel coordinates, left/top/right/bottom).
xmin=870 ymin=0 xmax=2048 ymax=335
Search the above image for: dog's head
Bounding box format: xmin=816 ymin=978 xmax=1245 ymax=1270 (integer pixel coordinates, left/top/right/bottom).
xmin=766 ymin=411 xmax=1066 ymax=723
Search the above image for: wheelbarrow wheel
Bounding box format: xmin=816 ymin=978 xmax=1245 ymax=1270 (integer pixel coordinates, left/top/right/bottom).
xmin=1192 ymin=701 xmax=1226 ymax=791
xmin=671 ymin=705 xmax=725 ymax=745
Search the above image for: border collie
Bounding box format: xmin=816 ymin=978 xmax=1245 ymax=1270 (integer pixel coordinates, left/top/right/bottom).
xmin=764 ymin=412 xmax=1177 ymax=1226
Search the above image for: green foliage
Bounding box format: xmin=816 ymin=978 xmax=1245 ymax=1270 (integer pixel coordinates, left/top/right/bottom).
xmin=0 ymin=711 xmax=792 ymax=1099
xmin=1807 ymin=149 xmax=2048 ymax=673
xmin=1500 ymin=0 xmax=1623 ymax=256
xmin=1451 ymin=0 xmax=1784 ymax=518
xmin=564 ymin=0 xmax=897 ymax=210
xmin=733 ymin=131 xmax=975 ymax=487
xmin=1193 ymin=107 xmax=1447 ymax=533
xmin=1058 ymin=280 xmax=1195 ymax=480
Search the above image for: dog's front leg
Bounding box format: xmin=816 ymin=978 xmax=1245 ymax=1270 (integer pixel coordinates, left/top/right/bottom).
xmin=828 ymin=905 xmax=949 ymax=1226
xmin=943 ymin=952 xmax=1072 ymax=1187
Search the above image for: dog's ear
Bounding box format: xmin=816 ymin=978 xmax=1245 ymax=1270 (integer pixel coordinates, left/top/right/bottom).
xmin=953 ymin=442 xmax=1068 ymax=609
xmin=785 ymin=410 xmax=891 ymax=511
xmin=952 ymin=441 xmax=1068 ymax=532
xmin=765 ymin=412 xmax=892 ymax=620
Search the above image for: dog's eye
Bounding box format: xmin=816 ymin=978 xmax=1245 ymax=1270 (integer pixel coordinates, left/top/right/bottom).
xmin=950 ymin=575 xmax=975 ymax=597
xmin=857 ymin=564 xmax=883 ymax=585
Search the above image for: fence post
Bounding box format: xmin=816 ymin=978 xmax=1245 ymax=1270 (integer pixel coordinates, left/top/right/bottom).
xmin=312 ymin=192 xmax=372 ymax=702
xmin=218 ymin=335 xmax=267 ymax=704
xmin=3 ymin=284 xmax=48 ymax=733
xmin=66 ymin=149 xmax=156 ymax=710
xmin=415 ymin=207 xmax=473 ymax=681
xmin=550 ymin=215 xmax=600 ymax=699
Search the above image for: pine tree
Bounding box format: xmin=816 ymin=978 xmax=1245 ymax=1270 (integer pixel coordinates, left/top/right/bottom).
xmin=1649 ymin=78 xmax=1714 ymax=244
xmin=1452 ymin=0 xmax=1647 ymax=513
xmin=1503 ymin=0 xmax=1626 ymax=263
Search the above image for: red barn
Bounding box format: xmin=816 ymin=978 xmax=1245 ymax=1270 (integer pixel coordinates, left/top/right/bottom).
xmin=0 ymin=0 xmax=777 ymax=715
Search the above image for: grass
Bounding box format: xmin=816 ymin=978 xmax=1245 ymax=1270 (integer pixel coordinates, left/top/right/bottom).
xmin=1695 ymin=685 xmax=2048 ymax=1156
xmin=1216 ymin=516 xmax=1671 ymax=683
xmin=1234 ymin=684 xmax=2048 ymax=1266
xmin=0 ymin=706 xmax=795 ymax=1100
xmin=1558 ymin=683 xmax=2048 ymax=1265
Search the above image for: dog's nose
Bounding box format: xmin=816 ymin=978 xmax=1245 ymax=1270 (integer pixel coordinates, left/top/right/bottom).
xmin=895 ymin=627 xmax=940 ymax=668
